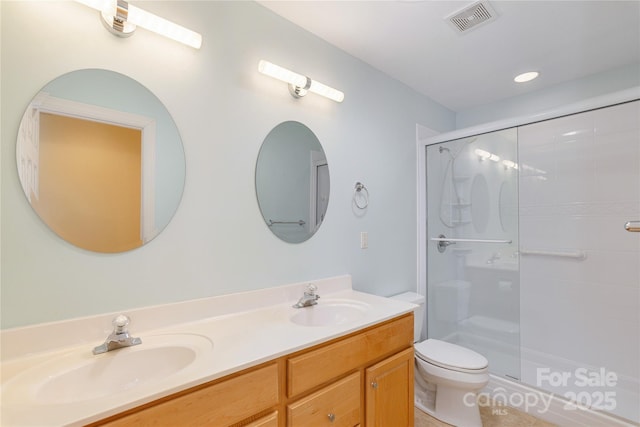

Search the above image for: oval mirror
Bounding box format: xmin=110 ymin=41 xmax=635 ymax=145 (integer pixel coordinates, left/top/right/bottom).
xmin=16 ymin=69 xmax=186 ymax=253
xmin=255 ymin=121 xmax=330 ymax=243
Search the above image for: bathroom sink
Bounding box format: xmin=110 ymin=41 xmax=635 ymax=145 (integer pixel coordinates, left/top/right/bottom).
xmin=2 ymin=333 xmax=213 ymax=405
xmin=289 ymin=299 xmax=370 ymax=327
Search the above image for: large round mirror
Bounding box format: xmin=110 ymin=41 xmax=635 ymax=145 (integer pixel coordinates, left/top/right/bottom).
xmin=255 ymin=121 xmax=330 ymax=243
xmin=16 ymin=69 xmax=186 ymax=253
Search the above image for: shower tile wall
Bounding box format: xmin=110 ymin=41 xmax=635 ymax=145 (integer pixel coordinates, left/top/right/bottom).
xmin=518 ymin=101 xmax=640 ymax=423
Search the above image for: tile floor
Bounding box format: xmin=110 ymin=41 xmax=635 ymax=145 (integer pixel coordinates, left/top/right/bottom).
xmin=415 ymin=404 xmax=557 ymax=427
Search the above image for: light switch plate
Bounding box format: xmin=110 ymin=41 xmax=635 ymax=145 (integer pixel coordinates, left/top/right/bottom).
xmin=360 ymin=231 xmax=368 ymax=249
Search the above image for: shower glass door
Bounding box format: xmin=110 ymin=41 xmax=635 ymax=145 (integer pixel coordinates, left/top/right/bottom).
xmin=517 ymin=101 xmax=640 ymax=423
xmin=426 ymin=129 xmax=520 ymax=380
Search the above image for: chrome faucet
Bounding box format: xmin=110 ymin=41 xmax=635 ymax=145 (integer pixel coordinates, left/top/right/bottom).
xmin=92 ymin=314 xmax=142 ymax=355
xmin=293 ymin=284 xmax=320 ymax=308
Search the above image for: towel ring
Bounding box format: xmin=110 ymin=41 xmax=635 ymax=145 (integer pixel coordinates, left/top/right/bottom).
xmin=353 ymin=182 xmax=369 ymax=209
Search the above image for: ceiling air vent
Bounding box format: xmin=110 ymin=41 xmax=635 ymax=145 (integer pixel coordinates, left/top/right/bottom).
xmin=446 ymin=1 xmax=497 ymax=34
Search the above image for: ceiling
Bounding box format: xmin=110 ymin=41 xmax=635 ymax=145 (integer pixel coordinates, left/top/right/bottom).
xmin=258 ymin=1 xmax=640 ymax=111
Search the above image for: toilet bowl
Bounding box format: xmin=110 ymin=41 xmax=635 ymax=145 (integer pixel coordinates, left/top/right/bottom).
xmin=390 ymin=292 xmax=489 ymax=427
xmin=415 ymin=339 xmax=489 ymax=427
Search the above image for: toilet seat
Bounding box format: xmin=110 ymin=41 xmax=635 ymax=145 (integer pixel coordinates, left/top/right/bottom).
xmin=415 ymin=339 xmax=488 ymax=373
xmin=416 ymin=357 xmax=490 ymax=389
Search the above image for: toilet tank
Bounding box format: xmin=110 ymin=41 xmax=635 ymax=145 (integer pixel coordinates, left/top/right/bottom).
xmin=390 ymin=292 xmax=425 ymax=342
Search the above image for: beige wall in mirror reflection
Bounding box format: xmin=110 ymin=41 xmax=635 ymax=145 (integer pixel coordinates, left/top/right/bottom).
xmin=32 ymin=113 xmax=143 ymax=253
xmin=15 ymin=90 xmax=161 ymax=254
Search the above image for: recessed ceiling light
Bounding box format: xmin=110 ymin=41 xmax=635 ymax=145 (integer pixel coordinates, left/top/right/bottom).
xmin=514 ymin=71 xmax=539 ymax=83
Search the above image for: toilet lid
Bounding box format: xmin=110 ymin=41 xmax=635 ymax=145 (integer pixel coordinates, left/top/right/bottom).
xmin=415 ymin=339 xmax=488 ymax=371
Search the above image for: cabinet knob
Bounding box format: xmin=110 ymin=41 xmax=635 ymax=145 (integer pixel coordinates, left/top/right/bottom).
xmin=328 ymin=413 xmax=336 ymax=422
xmin=371 ymin=381 xmax=378 ymax=389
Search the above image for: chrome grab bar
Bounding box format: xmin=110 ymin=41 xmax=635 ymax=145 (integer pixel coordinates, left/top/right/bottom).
xmin=268 ymin=219 xmax=305 ymax=227
xmin=520 ymin=249 xmax=587 ymax=260
xmin=431 ymin=235 xmax=512 ymax=253
xmin=624 ymin=221 xmax=640 ymax=232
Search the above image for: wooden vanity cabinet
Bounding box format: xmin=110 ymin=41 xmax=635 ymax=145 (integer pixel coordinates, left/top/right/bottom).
xmin=94 ymin=313 xmax=413 ymax=427
xmin=285 ymin=313 xmax=414 ymax=427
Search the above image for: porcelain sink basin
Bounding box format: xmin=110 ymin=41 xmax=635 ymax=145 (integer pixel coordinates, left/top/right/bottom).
xmin=289 ymin=299 xmax=370 ymax=327
xmin=3 ymin=333 xmax=213 ymax=405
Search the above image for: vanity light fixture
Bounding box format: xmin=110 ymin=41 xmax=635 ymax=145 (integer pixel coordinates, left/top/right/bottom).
xmin=502 ymin=159 xmax=518 ymax=170
xmin=474 ymin=148 xmax=500 ymax=162
xmin=75 ymin=0 xmax=202 ymax=49
xmin=258 ymin=60 xmax=345 ymax=103
xmin=474 ymin=149 xmax=491 ymax=160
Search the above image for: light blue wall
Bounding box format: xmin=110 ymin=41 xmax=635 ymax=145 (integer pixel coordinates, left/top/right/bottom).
xmin=456 ymin=63 xmax=640 ymax=129
xmin=0 ymin=1 xmax=455 ymax=328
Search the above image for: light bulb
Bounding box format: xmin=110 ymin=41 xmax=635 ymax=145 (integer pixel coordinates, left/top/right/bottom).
xmin=474 ymin=149 xmax=491 ymax=160
xmin=258 ymin=60 xmax=307 ymax=88
xmin=258 ymin=60 xmax=344 ymax=103
xmin=309 ymin=80 xmax=345 ymax=103
xmin=502 ymin=160 xmax=516 ymax=169
xmin=127 ymin=4 xmax=202 ymax=49
xmin=75 ymin=0 xmax=201 ymax=49
xmin=75 ymin=0 xmax=113 ymax=12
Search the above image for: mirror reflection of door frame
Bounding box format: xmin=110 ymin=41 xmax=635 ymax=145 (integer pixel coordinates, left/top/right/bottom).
xmin=309 ymin=150 xmax=329 ymax=233
xmin=22 ymin=93 xmax=157 ymax=243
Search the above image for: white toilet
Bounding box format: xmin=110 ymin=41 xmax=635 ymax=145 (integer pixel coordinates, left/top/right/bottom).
xmin=391 ymin=292 xmax=489 ymax=427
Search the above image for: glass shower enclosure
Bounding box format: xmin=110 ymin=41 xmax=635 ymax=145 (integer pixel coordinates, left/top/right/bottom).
xmin=426 ymin=129 xmax=520 ymax=380
xmin=422 ymin=99 xmax=640 ymax=423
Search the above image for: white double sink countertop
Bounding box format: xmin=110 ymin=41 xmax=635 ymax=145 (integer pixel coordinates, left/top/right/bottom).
xmin=0 ymin=275 xmax=416 ymax=426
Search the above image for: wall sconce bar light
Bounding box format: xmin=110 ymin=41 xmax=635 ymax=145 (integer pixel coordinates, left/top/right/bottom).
xmin=75 ymin=0 xmax=202 ymax=49
xmin=502 ymin=159 xmax=518 ymax=170
xmin=258 ymin=60 xmax=344 ymax=103
xmin=474 ymin=148 xmax=500 ymax=162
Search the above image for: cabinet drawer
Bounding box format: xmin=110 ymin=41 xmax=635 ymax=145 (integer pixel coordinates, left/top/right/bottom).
xmin=101 ymin=363 xmax=279 ymax=426
xmin=287 ymin=372 xmax=360 ymax=427
xmin=287 ymin=314 xmax=413 ymax=397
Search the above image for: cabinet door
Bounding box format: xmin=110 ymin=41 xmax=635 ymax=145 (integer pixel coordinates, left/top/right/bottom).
xmin=287 ymin=372 xmax=360 ymax=427
xmin=365 ymin=348 xmax=414 ymax=427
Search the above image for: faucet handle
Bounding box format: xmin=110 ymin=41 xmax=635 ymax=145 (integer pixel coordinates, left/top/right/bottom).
xmin=113 ymin=314 xmax=130 ymax=333
xmin=93 ymin=314 xmax=141 ymax=354
xmin=305 ymin=283 xmax=318 ymax=296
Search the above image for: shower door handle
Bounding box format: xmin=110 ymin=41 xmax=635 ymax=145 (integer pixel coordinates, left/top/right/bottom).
xmin=430 ymin=237 xmax=513 ymax=244
xmin=625 ymin=221 xmax=640 ymax=232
